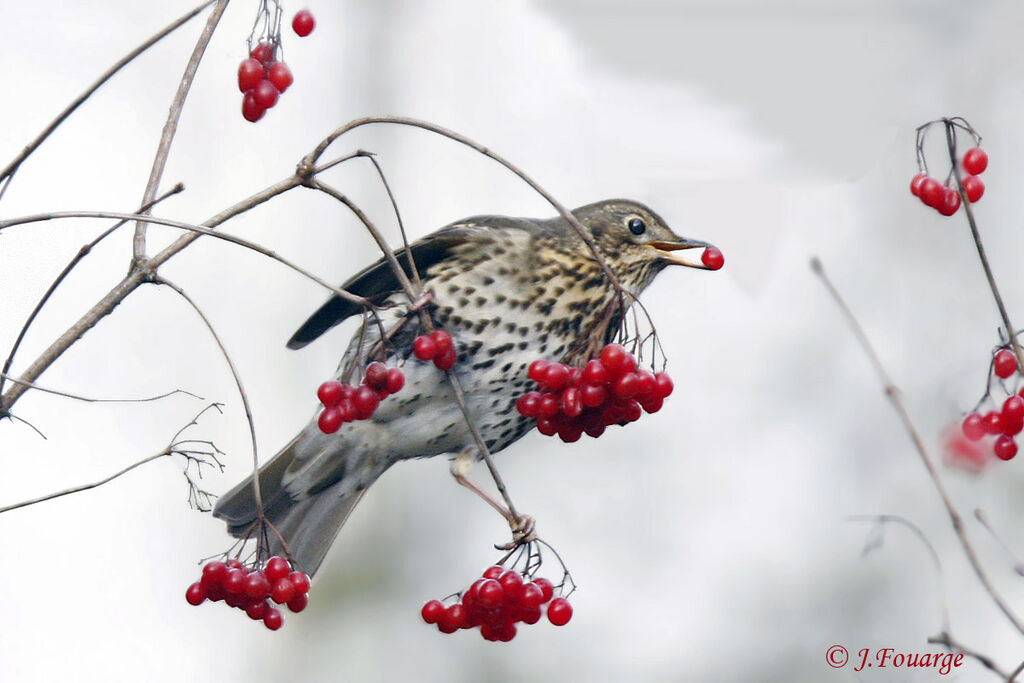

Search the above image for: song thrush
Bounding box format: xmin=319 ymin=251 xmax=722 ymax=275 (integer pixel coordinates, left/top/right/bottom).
xmin=213 ymin=199 xmax=716 ymax=574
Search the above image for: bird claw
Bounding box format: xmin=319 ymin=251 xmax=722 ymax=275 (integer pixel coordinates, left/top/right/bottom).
xmin=495 ymin=514 xmax=537 ymax=550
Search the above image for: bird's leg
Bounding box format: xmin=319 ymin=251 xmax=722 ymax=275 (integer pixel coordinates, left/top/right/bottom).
xmin=407 ymin=287 xmax=433 ymax=313
xmin=449 ymin=448 xmax=535 ymax=548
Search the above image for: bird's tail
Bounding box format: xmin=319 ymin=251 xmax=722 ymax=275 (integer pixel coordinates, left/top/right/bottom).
xmin=212 ymin=436 xmax=377 ymax=577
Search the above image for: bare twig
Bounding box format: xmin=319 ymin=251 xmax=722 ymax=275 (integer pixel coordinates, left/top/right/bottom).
xmin=812 ymin=256 xmax=1024 ymax=636
xmin=0 ymin=1 xmax=216 ymax=201
xmin=156 ymin=279 xmax=264 ymax=542
xmin=927 ymin=632 xmax=1008 ymax=679
xmin=0 ymin=402 xmax=224 ymax=515
xmin=0 ymin=183 xmax=185 ymax=396
xmin=0 ymin=373 xmax=200 ymax=404
xmin=133 ymin=0 xmax=229 ymax=261
xmin=848 ymin=514 xmax=951 ymax=633
xmin=943 ymin=119 xmax=1024 ymax=370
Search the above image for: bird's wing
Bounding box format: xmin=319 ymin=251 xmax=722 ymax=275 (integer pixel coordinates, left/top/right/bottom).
xmin=286 ymin=218 xmax=539 ymax=349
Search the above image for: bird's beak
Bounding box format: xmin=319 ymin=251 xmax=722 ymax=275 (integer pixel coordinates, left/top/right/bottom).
xmin=647 ymin=238 xmax=716 ymax=269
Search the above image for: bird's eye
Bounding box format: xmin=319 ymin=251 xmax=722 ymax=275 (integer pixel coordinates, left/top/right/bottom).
xmin=627 ymin=218 xmax=646 ymax=235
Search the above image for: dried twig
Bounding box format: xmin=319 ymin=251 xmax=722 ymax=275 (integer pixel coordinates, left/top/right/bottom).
xmin=133 ymin=0 xmax=228 ymax=261
xmin=0 ymin=1 xmax=216 ymax=201
xmin=0 ymin=403 xmax=224 ymax=515
xmin=927 ymin=632 xmax=1009 ymax=679
xmin=812 ymin=256 xmax=1024 ymax=636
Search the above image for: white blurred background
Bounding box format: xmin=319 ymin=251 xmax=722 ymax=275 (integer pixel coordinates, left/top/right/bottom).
xmin=4 ymin=0 xmax=1024 ymax=680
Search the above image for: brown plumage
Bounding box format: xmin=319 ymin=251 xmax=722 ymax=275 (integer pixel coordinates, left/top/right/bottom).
xmin=213 ymin=199 xmax=714 ymax=575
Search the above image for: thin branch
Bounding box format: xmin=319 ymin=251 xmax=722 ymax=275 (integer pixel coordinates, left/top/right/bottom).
xmin=812 ymin=256 xmax=1024 ymax=636
xmin=0 ymin=402 xmax=223 ymax=515
xmin=0 ymin=182 xmax=185 ymax=396
xmin=943 ymin=119 xmax=1024 ymax=370
xmin=0 ymin=1 xmax=216 ymax=201
xmin=133 ymin=0 xmax=229 ymax=261
xmin=0 ymin=372 xmax=201 ymax=404
xmin=1009 ymin=659 xmax=1024 ymax=682
xmin=358 ymin=151 xmax=422 ymax=289
xmin=156 ymin=278 xmax=264 ymax=550
xmin=848 ymin=514 xmax=951 ymax=633
xmin=927 ymin=632 xmax=1008 ymax=679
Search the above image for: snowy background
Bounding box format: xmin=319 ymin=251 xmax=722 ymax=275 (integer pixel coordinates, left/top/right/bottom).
xmin=4 ymin=0 xmax=1024 ymax=680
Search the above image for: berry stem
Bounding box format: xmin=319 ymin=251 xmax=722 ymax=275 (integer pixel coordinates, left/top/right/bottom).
xmin=943 ymin=119 xmax=1024 ymax=370
xmin=812 ymin=256 xmax=1024 ymax=637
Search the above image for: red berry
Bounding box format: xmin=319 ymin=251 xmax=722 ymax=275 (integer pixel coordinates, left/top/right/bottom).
xmin=919 ymin=177 xmax=944 ymax=208
xmin=477 ymin=579 xmax=504 ymax=607
xmin=641 ymin=397 xmax=664 ymax=414
xmin=318 ymin=407 xmax=343 ymax=434
xmin=910 ymin=172 xmax=928 ymax=196
xmin=267 ymin=61 xmax=293 ymax=93
xmin=558 ymin=425 xmax=582 ymax=443
xmin=634 ymin=370 xmax=656 ymax=400
xmin=516 ymin=391 xmax=542 ymax=418
xmin=432 ymin=330 xmax=453 ymax=354
xmin=962 ymin=413 xmax=986 ymax=441
xmin=246 ymin=599 xmax=269 ymax=621
xmin=622 ymin=400 xmax=643 ymax=422
xmin=701 ymin=247 xmax=725 ymax=270
xmin=581 ymin=383 xmax=608 ymax=408
xmin=286 ymin=592 xmax=309 ymax=613
xmin=271 ymin=578 xmax=296 ymax=604
xmin=519 ymin=582 xmax=545 ymax=609
xmin=547 ymin=597 xmax=573 ymax=626
xmin=600 ymin=344 xmax=628 ymax=376
xmin=250 ymin=41 xmax=275 ymax=64
xmin=385 ymin=368 xmax=405 ymax=394
xmin=264 ymin=607 xmax=284 ymax=631
xmin=419 ymin=598 xmax=444 ymax=626
xmin=439 ymin=604 xmax=466 ymax=632
xmin=201 ymin=561 xmax=228 ymax=588
xmin=533 ymin=577 xmax=554 ymax=603
xmin=528 ymin=359 xmax=550 ymax=383
xmin=994 ymin=434 xmax=1018 ymax=461
xmin=560 ymin=387 xmax=583 ymax=417
xmin=517 ymin=605 xmax=542 ymax=624
xmin=482 ymin=566 xmax=504 ymax=580
xmin=288 ymin=571 xmax=311 ymax=594
xmin=364 ymin=362 xmax=389 ymax=390
xmin=582 ymin=359 xmax=609 ymax=385
xmin=317 ymin=380 xmax=344 ymax=406
xmin=185 ymin=582 xmax=206 ymax=606
xmin=962 ymin=175 xmax=985 ymax=203
xmin=241 ymin=92 xmax=265 ymax=123
xmin=1004 ymin=396 xmax=1024 ymax=423
xmin=498 ymin=571 xmax=524 ymax=601
xmin=352 ymin=385 xmax=380 ymax=419
xmin=963 ymin=147 xmax=988 ymax=175
xmin=252 ymin=79 xmax=280 ymax=110
xmin=264 ymin=556 xmax=290 ymax=583
xmin=653 ymin=372 xmax=674 ymax=399
xmin=224 ymin=568 xmax=247 ymax=595
xmin=613 ymin=373 xmax=641 ymax=399
xmin=244 ymin=572 xmax=272 ymax=600
xmin=238 ymin=58 xmax=263 ymax=93
xmin=226 ymin=559 xmax=243 ymax=569
xmin=413 ymin=335 xmax=437 ymax=361
xmin=938 ymin=187 xmax=961 ymax=216
xmin=982 ymin=411 xmax=1004 ymax=435
xmin=292 ymin=9 xmax=315 ymax=37
xmin=544 ymin=363 xmax=570 ymax=391
xmin=536 ymin=417 xmax=558 ymax=436
xmin=995 ymin=349 xmax=1018 ymax=379
xmin=584 ymin=421 xmax=606 ymax=438
xmin=434 ymin=346 xmax=457 ymax=371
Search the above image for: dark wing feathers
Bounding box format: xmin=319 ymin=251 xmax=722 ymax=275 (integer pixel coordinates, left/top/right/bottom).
xmin=287 ymin=221 xmax=526 ymax=349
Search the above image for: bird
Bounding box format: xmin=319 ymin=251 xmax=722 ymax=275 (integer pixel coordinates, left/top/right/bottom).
xmin=212 ymin=199 xmax=715 ymax=576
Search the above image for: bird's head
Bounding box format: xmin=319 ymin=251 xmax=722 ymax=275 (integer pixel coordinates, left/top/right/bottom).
xmin=570 ymin=199 xmax=717 ymax=293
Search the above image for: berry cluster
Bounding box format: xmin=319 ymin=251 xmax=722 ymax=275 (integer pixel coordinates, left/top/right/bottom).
xmin=910 ymin=146 xmax=989 ymax=216
xmin=317 ymin=362 xmax=405 ymax=434
xmin=961 ymin=348 xmax=1022 ymax=461
xmin=421 ymin=566 xmax=572 ymax=641
xmin=185 ymin=556 xmax=311 ymax=631
xmin=412 ymin=329 xmax=457 ymax=371
xmin=516 ymin=343 xmax=673 ymax=442
xmin=237 ymin=10 xmax=315 ymax=123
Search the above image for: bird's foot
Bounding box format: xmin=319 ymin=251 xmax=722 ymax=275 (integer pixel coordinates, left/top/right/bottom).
xmin=450 ymin=450 xmax=536 ymax=550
